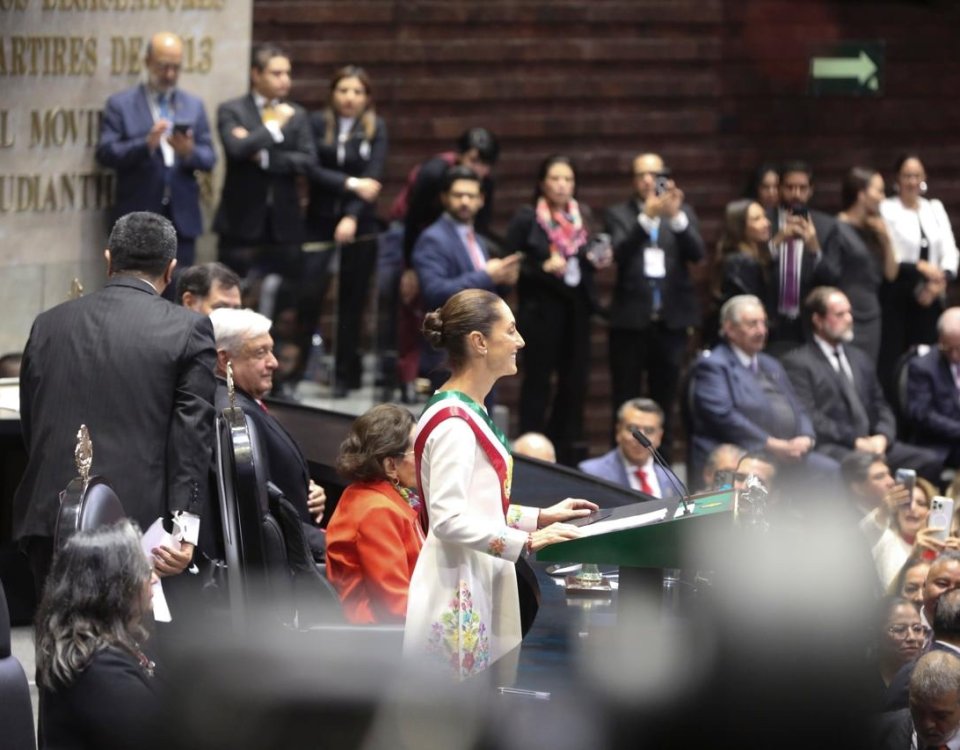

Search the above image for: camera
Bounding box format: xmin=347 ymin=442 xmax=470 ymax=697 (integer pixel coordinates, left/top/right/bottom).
xmin=789 ymin=203 xmax=808 ymax=219
xmin=172 ymin=122 xmax=191 ymax=136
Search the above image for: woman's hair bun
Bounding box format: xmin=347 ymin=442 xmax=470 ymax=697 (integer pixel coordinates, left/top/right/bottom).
xmin=422 ymin=309 xmax=444 ymax=349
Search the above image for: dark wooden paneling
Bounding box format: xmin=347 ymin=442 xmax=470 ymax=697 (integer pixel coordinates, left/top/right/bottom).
xmin=252 ymin=0 xmax=960 ymax=463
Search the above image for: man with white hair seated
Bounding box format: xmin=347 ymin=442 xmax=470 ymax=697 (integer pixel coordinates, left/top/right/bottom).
xmin=209 ymin=308 xmax=326 ymax=558
xmin=906 ymin=306 xmax=960 ymax=470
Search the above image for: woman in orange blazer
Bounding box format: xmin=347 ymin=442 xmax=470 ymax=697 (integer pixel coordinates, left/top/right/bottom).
xmin=326 ymin=404 xmax=424 ymax=623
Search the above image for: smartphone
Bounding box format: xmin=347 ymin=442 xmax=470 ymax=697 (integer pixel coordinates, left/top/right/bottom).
xmin=929 ymin=496 xmax=955 ymax=542
xmin=654 ymin=172 xmax=672 ymax=197
xmin=896 ymin=468 xmax=917 ymax=497
xmin=790 ymin=203 xmax=808 ymax=219
xmin=172 ymin=122 xmax=191 ymax=136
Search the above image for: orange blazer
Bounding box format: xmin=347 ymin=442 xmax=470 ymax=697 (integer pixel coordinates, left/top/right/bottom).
xmin=325 ymin=479 xmax=424 ymax=624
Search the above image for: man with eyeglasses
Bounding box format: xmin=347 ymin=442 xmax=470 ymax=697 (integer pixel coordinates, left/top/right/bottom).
xmin=96 ymin=32 xmax=216 ymax=271
xmin=209 ymin=308 xmax=326 ymax=560
xmin=578 ymin=398 xmax=678 ymax=498
xmin=906 ymin=307 xmax=960 ymax=471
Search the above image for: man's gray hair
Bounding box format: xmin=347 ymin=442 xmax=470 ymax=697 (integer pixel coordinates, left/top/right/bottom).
xmin=720 ymin=294 xmax=763 ymax=326
xmin=616 ymin=397 xmax=664 ymax=424
xmin=934 ymin=589 xmax=960 ymax=637
xmin=938 ymin=307 xmax=960 ymax=339
xmin=209 ymin=308 xmax=272 ymax=355
xmin=910 ymin=650 xmax=960 ymax=705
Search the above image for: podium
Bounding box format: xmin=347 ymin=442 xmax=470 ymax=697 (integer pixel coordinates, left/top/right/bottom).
xmin=536 ymin=490 xmax=736 ymax=602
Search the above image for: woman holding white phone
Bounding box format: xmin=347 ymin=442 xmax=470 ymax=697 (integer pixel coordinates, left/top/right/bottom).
xmin=873 ymin=479 xmax=959 ymax=588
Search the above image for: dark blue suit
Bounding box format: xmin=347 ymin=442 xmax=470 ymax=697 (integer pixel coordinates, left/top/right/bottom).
xmin=689 ymin=343 xmax=822 ymax=479
xmin=906 ymin=348 xmax=960 ymax=467
xmin=96 ymin=84 xmax=216 ymax=266
xmin=412 ymin=215 xmax=500 ymax=311
xmin=577 ymin=448 xmax=678 ymax=498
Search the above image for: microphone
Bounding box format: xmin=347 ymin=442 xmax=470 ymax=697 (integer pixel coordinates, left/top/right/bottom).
xmin=630 ymin=427 xmax=691 ymax=515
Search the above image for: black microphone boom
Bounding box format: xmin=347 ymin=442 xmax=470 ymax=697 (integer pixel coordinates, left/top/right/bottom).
xmin=629 ymin=427 xmax=691 ymax=514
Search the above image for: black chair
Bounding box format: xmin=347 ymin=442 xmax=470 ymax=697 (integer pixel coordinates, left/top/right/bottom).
xmin=53 ymin=475 xmax=126 ymax=552
xmin=215 ymin=404 xmax=342 ymax=628
xmin=0 ymin=581 xmax=36 ymax=750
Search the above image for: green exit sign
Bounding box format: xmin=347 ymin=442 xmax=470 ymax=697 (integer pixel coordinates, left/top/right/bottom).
xmin=809 ymin=42 xmax=884 ymax=96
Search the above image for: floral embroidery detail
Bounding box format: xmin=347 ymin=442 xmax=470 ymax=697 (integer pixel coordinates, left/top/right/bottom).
xmin=427 ymin=582 xmax=490 ymax=677
xmin=506 ymin=505 xmax=523 ymax=529
xmin=488 ymin=533 xmax=507 ymax=557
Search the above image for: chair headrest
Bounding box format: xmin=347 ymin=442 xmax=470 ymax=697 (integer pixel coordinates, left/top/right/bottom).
xmin=0 ymin=581 xmax=11 ymax=658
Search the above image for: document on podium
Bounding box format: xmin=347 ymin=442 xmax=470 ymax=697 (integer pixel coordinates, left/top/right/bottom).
xmin=572 ymin=507 xmax=668 ymax=538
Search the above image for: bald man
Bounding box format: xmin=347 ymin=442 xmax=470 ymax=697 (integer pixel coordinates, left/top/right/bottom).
xmin=96 ymin=31 xmax=216 ymax=269
xmin=513 ymin=432 xmax=557 ymax=463
xmin=906 ymin=307 xmax=960 ymax=469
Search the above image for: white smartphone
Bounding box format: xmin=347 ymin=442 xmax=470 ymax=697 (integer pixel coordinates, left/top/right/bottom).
xmin=929 ymin=496 xmax=955 ymax=542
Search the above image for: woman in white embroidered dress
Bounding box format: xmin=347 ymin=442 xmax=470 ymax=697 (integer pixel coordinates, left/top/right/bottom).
xmin=403 ymin=289 xmax=597 ymax=679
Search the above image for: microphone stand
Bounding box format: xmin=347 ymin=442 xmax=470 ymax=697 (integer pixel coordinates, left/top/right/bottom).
xmin=630 ymin=427 xmax=692 ymax=515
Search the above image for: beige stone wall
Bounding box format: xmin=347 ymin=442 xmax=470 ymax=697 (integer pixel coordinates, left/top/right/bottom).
xmin=0 ymin=0 xmax=252 ymax=354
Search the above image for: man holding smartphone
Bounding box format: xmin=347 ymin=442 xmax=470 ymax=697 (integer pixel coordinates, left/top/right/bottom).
xmin=605 ymin=152 xmax=706 ymax=461
xmin=96 ymin=32 xmax=217 ymax=270
xmin=765 ymin=161 xmax=840 ymax=354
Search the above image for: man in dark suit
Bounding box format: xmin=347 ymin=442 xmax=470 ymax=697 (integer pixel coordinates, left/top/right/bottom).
xmin=412 ymin=165 xmax=521 ymax=312
xmin=873 ymin=651 xmax=960 ymax=749
xmin=209 ymin=308 xmax=326 ymax=558
xmin=764 ymin=160 xmax=840 ymax=354
xmin=396 ymin=127 xmax=501 ymax=262
xmin=13 ymin=212 xmax=216 ymax=593
xmin=213 ymin=43 xmax=316 ymax=279
xmin=688 ymin=294 xmax=834 ymax=483
xmin=177 ymin=262 xmax=241 ymax=315
xmin=906 ymin=307 xmax=960 ymax=468
xmin=95 ymin=32 xmax=216 ymax=269
xmin=782 ymin=287 xmax=941 ymax=483
xmin=605 ymin=152 xmax=706 ymax=460
xmin=412 ymin=166 xmax=521 ymax=388
xmin=578 ymin=398 xmax=678 ymax=497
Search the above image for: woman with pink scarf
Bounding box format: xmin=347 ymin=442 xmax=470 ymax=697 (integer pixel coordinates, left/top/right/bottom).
xmin=504 ymin=155 xmax=608 ymax=466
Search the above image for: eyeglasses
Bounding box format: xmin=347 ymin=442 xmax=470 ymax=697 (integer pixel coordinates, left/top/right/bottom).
xmin=627 ymin=425 xmax=661 ymax=436
xmin=887 ymin=623 xmax=930 ymax=640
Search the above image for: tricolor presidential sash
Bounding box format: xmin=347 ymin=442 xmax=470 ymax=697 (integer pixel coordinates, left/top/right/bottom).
xmin=414 ymin=390 xmax=513 ymax=529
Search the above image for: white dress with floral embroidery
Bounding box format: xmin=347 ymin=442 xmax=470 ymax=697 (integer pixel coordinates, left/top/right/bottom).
xmin=403 ymin=418 xmax=538 ymax=680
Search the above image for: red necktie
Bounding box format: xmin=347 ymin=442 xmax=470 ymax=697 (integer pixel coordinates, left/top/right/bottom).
xmin=634 ymin=467 xmax=653 ymax=495
xmin=465 ymin=229 xmax=485 ymax=271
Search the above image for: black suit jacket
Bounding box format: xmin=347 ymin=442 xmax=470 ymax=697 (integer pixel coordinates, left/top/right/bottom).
xmin=213 ymin=94 xmax=316 ymax=244
xmin=604 ymin=199 xmax=705 ymax=331
xmin=40 ymin=647 xmax=161 ymax=750
xmin=782 ymin=340 xmax=897 ymax=453
xmin=215 ymin=383 xmax=323 ymax=554
xmin=505 ymin=204 xmax=596 ymax=308
xmin=14 ymin=276 xmax=216 ymax=540
xmin=402 ymin=153 xmax=496 ymax=260
xmin=869 ymin=708 xmax=913 ymax=750
xmin=306 ymin=112 xmax=387 ymax=240
xmin=907 ymin=348 xmax=960 ymax=445
xmin=764 ymin=206 xmax=841 ymax=345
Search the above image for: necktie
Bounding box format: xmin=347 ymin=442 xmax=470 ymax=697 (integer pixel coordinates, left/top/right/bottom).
xmin=780 ymin=238 xmax=800 ymax=317
xmin=261 ymin=102 xmax=277 ymax=125
xmin=832 ymin=348 xmax=870 ymax=436
xmin=157 ymin=93 xmax=171 ymax=121
xmin=634 ymin=467 xmax=653 ymax=495
xmin=465 ymin=229 xmax=485 ymax=271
